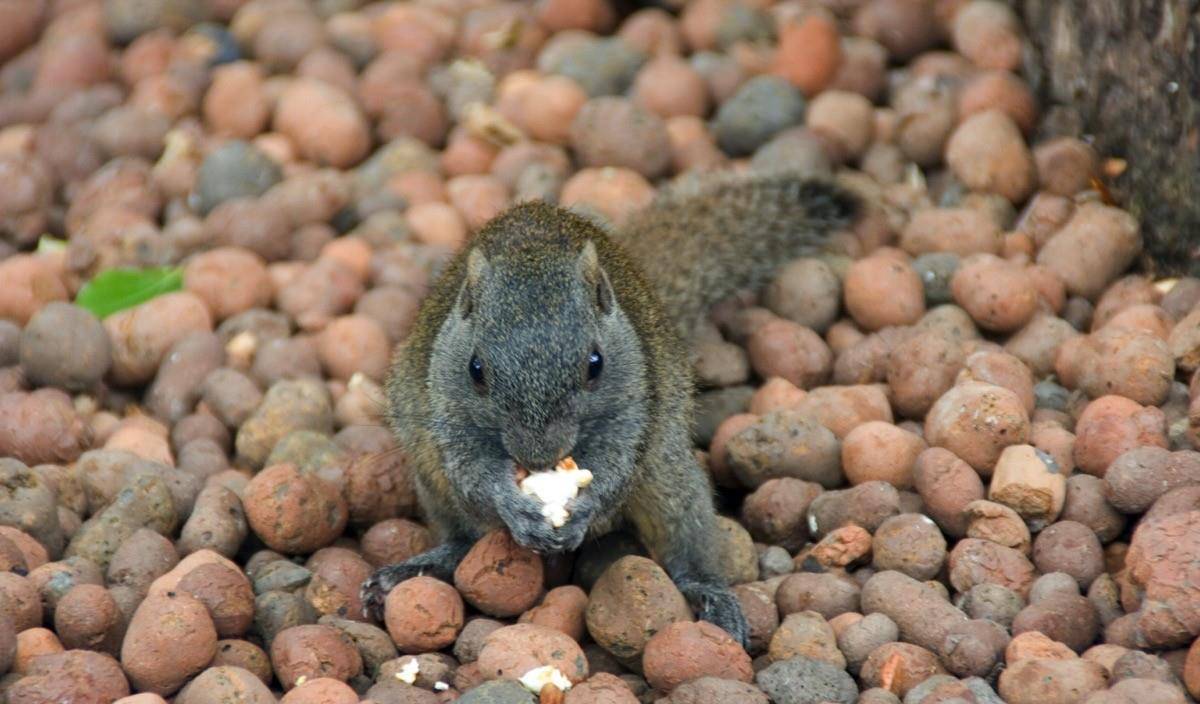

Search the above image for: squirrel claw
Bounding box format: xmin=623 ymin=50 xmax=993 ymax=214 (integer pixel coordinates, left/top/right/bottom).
xmin=359 ymin=541 xmax=473 ymax=621
xmin=359 ymin=571 xmax=391 ymax=622
xmin=360 ymin=562 xmax=425 ymax=621
xmin=678 ymin=580 xmax=751 ymax=651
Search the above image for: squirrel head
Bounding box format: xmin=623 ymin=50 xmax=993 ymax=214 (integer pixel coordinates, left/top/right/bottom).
xmin=427 ymin=208 xmax=649 ymax=472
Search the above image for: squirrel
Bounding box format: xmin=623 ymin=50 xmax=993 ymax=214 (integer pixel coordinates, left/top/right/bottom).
xmin=360 ymin=173 xmax=858 ymax=646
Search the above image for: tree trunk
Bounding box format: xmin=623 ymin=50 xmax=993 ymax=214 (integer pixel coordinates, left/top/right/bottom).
xmin=1004 ymin=0 xmax=1200 ymax=276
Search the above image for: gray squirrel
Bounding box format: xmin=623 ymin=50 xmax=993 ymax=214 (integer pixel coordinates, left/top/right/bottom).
xmin=360 ymin=173 xmax=858 ymax=646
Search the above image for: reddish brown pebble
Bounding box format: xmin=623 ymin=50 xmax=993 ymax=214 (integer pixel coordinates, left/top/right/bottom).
xmin=740 ymin=477 xmax=824 ymax=552
xmin=274 ymin=79 xmax=370 ymax=168
xmin=270 ymin=624 xmax=363 ymax=690
xmin=642 ymin=620 xmax=752 ymax=692
xmin=521 ymin=585 xmax=588 ymax=642
xmin=104 ymin=291 xmax=214 ymax=386
xmin=183 ymin=247 xmax=272 ymax=322
xmin=844 ymin=256 xmax=925 ymax=331
xmin=842 ymin=421 xmax=926 ymax=489
xmin=570 ymin=98 xmax=671 ymax=179
xmin=997 ymin=657 xmax=1107 ymax=704
xmin=1073 ymin=395 xmax=1168 ymax=477
xmin=1034 ymin=137 xmax=1100 ymax=197
xmin=361 ymin=519 xmax=435 ymax=568
xmin=745 ymin=319 xmax=833 ymax=389
xmin=204 ymin=62 xmax=270 ymax=139
xmin=988 ymin=444 xmax=1066 ymax=530
xmin=281 ymin=678 xmax=359 ymax=704
xmin=243 ymin=464 xmax=348 ymax=555
xmin=559 ymin=168 xmax=655 ymax=225
xmin=478 ymin=623 xmax=588 ymax=684
xmin=952 ymin=0 xmax=1023 ymax=71
xmin=811 ymin=524 xmax=873 ymax=568
xmin=872 ymin=513 xmax=947 ymax=581
xmin=964 ymin=499 xmax=1032 ymax=553
xmin=959 ymin=70 xmax=1038 ymax=135
xmin=807 ymin=90 xmax=875 ymax=160
xmin=53 ymin=583 xmax=121 ymax=652
xmin=773 ymin=14 xmax=842 ymax=96
xmin=632 ymin=56 xmax=709 ymax=119
xmin=951 ymin=255 xmax=1038 ymax=332
xmin=385 ymin=576 xmax=465 ymax=654
xmin=860 ymin=642 xmax=946 ymax=697
xmin=454 ymin=530 xmax=545 ymax=618
xmin=925 ymin=381 xmax=1031 ymax=477
xmin=316 ymin=315 xmax=391 ymax=382
xmin=948 ymin=538 xmax=1037 ymax=597
xmin=901 ymin=207 xmax=1003 ymax=257
xmin=1037 ymin=203 xmax=1142 ymax=299
xmin=585 ymin=556 xmax=692 ymax=666
xmin=1007 ymin=631 xmax=1076 ymax=662
xmin=945 ymin=110 xmax=1036 ymax=204
xmin=748 ymin=378 xmax=807 ymax=415
xmin=121 ymin=593 xmax=219 ymax=695
xmin=1125 ymin=511 xmax=1200 ymax=648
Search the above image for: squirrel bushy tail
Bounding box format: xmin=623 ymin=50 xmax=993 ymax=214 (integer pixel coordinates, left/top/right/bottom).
xmin=615 ymin=174 xmax=858 ymax=340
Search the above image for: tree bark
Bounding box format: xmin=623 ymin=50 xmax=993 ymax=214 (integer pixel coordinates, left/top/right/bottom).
xmin=1005 ymin=0 xmax=1200 ymax=276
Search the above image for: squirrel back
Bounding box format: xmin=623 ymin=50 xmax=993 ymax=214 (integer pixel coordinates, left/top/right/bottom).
xmin=615 ymin=174 xmax=857 ymax=340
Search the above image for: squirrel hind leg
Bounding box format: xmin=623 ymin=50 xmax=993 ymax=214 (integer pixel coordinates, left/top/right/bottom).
xmin=624 ymin=447 xmax=751 ymax=648
xmin=360 ymin=538 xmax=474 ymax=621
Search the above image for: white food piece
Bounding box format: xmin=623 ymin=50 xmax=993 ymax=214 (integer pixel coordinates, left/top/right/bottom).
xmin=394 ymin=658 xmax=420 ymax=685
xmin=518 ymin=665 xmax=573 ymax=694
xmin=519 ymin=459 xmax=593 ymax=528
xmin=434 ymin=681 xmax=450 ymax=692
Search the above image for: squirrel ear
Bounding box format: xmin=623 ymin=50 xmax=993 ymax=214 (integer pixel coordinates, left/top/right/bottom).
xmin=577 ymin=240 xmax=613 ymax=315
xmin=458 ymin=248 xmax=490 ymax=319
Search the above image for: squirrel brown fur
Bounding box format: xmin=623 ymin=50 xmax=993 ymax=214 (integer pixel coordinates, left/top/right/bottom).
xmin=360 ymin=173 xmax=858 ymax=646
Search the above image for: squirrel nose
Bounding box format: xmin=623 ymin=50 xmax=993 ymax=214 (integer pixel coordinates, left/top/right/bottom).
xmin=503 ymin=425 xmax=575 ymax=471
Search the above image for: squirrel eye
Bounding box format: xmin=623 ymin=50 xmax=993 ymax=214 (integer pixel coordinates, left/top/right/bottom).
xmin=468 ymin=354 xmax=486 ymax=389
xmin=586 ymin=349 xmax=603 ymax=382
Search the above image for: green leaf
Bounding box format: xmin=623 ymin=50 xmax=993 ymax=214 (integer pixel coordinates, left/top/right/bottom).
xmin=75 ymin=267 xmax=184 ymax=319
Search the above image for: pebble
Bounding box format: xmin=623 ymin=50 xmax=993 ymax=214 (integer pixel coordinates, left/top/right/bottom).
xmin=570 ymin=97 xmax=672 ymax=179
xmin=194 ymin=140 xmax=281 ymax=215
xmin=772 ymin=14 xmax=841 ymax=97
xmin=274 ymin=78 xmax=370 ymax=168
xmin=18 ymin=302 xmax=111 ymax=391
xmin=542 ymin=36 xmax=645 ymax=98
xmin=946 ymin=110 xmax=1037 ymax=204
xmin=713 ymin=76 xmax=805 ymax=157
xmin=755 ymin=656 xmax=857 ymax=704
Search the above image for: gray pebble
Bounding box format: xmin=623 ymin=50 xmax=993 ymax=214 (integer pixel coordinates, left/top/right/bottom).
xmin=455 ymin=679 xmax=536 ymax=704
xmin=0 ymin=320 xmax=19 ymax=366
xmin=755 ymin=656 xmax=857 ymax=704
xmin=913 ymin=253 xmax=961 ymax=306
xmin=542 ymin=37 xmax=645 ymax=97
xmin=195 ymin=140 xmax=282 ymax=215
xmin=251 ymin=560 xmax=312 ymax=596
xmin=758 ymin=545 xmax=794 ymax=579
xmin=19 ymin=303 xmax=111 ymax=392
xmin=751 ymin=129 xmax=833 ymax=178
xmin=714 ymin=76 xmax=805 ymax=157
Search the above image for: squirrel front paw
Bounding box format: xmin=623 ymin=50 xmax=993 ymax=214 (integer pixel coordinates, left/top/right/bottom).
xmin=498 ymin=493 xmax=592 ymax=554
